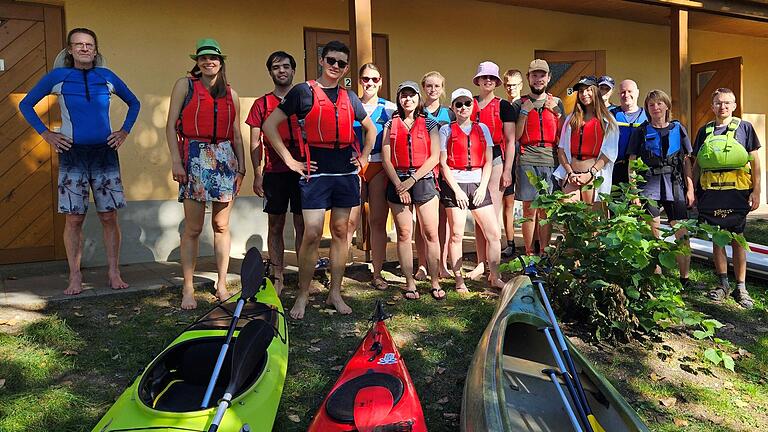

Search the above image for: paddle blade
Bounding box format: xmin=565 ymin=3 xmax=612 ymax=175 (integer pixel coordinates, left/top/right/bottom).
xmin=225 ymin=319 xmax=274 ymax=395
xmin=240 ymin=248 xmax=265 ymax=299
xmin=353 ymin=386 xmax=394 ymax=432
xmin=589 ymin=415 xmax=606 ymax=432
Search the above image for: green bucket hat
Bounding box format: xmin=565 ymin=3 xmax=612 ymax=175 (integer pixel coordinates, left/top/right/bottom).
xmin=190 ymin=38 xmax=226 ymax=60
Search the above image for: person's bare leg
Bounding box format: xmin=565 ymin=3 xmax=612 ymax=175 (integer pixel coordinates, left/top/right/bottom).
xmin=669 ymin=221 xmax=690 ymax=279
xmin=438 ymin=203 xmax=451 ymax=277
xmin=63 ymin=214 xmax=86 ymax=295
xmin=211 ymin=201 xmax=234 ymax=301
xmin=537 ymin=209 xmax=552 ymax=255
xmin=347 ymin=204 xmax=360 ymax=247
xmin=267 ymin=213 xmax=287 ymax=295
xmin=474 ymin=205 xmax=505 ymax=288
xmin=713 ymin=244 xmax=728 ymax=275
xmin=502 ymin=193 xmax=516 ymax=254
xmin=416 ymin=197 xmax=443 ymax=295
xmin=391 ymin=202 xmax=418 ymax=298
xmin=326 ymin=207 xmax=353 ymax=314
xmin=446 ymin=207 xmax=469 ymax=293
xmin=521 ymin=201 xmax=537 ymax=255
xmin=97 ymin=210 xmax=128 ymax=289
xmin=368 ymin=172 xmax=389 ymax=286
xmin=732 ymin=241 xmax=747 ymax=283
xmin=180 ymin=200 xmax=206 ymax=309
xmin=414 ymin=220 xmax=428 ymax=280
xmin=291 ymin=209 xmax=324 ymax=319
xmin=293 ymin=213 xmax=305 ymax=258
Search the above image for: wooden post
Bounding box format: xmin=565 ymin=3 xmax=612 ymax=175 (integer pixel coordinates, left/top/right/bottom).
xmin=349 ymin=0 xmax=373 ymax=94
xmin=671 ymin=7 xmax=690 ymax=128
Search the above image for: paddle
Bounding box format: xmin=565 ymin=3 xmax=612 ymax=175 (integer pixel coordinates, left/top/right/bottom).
xmin=543 ymin=327 xmax=593 ymax=432
xmin=201 ymin=247 xmax=265 ymax=408
xmin=207 ymin=318 xmax=275 ymax=432
xmin=543 ymin=368 xmax=584 ymax=432
xmin=353 ymin=386 xmax=395 ymax=432
xmin=537 ymin=280 xmax=606 ymax=432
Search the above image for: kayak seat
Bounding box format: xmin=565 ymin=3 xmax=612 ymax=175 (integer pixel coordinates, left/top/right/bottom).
xmin=325 ymin=371 xmax=404 ymax=424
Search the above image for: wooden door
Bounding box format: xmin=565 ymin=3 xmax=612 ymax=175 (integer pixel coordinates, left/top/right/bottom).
xmin=690 ymin=57 xmax=742 ymax=138
xmin=304 ymin=29 xmax=391 ymax=99
xmin=0 ymin=3 xmax=64 ymax=264
xmin=533 ymin=50 xmax=606 ymax=113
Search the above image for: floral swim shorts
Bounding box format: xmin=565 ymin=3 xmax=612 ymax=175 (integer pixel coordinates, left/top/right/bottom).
xmin=57 ymin=144 xmax=126 ymax=214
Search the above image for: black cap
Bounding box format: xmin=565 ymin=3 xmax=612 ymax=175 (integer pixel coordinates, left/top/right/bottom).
xmin=598 ymin=75 xmax=615 ymax=89
xmin=573 ymin=76 xmax=598 ymax=92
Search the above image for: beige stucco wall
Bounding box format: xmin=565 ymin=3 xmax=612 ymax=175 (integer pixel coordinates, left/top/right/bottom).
xmin=59 ymin=0 xmax=672 ymax=202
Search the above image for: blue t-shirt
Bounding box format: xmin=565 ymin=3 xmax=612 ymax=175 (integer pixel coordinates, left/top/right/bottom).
xmin=354 ymin=98 xmax=396 ymax=159
xmin=19 ymin=67 xmax=140 ymax=146
xmin=426 ymin=105 xmax=455 ymax=126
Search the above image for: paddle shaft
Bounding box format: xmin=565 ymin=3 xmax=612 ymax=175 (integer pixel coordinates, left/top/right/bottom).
xmin=207 ymin=392 xmax=233 ymax=432
xmin=537 ymin=282 xmax=593 ymax=415
xmin=544 ymin=369 xmax=584 ymax=432
xmin=544 ymin=328 xmax=593 ymax=432
xmin=201 ymin=298 xmax=246 ymax=408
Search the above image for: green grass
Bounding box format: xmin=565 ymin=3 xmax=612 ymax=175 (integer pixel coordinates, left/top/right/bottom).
xmin=1 ymin=267 xmax=767 ymax=431
xmin=744 ymin=217 xmax=768 ymax=245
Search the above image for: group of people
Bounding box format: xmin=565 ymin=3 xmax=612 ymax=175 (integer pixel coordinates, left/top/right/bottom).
xmin=19 ymin=29 xmax=761 ymax=321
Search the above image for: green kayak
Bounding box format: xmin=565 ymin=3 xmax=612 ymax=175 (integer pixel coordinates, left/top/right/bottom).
xmin=461 ymin=275 xmax=649 ymax=432
xmin=92 ymin=249 xmax=288 ymax=432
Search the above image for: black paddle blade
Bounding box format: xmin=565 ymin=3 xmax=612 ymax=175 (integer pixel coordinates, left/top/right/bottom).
xmin=225 ymin=319 xmax=275 ymax=395
xmin=240 ymin=248 xmax=265 ymax=300
xmin=371 ymin=300 xmax=391 ymax=323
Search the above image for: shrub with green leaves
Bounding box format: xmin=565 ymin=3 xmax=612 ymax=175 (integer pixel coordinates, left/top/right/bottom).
xmin=502 ymin=166 xmax=747 ymax=345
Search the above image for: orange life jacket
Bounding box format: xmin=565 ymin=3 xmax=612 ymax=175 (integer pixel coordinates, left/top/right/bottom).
xmin=390 ymin=114 xmax=431 ymax=170
xmin=571 ymin=117 xmax=605 ymax=160
xmin=519 ymin=94 xmax=559 ymax=153
xmin=472 ymin=96 xmax=505 ymax=157
xmin=179 ymin=78 xmax=235 ymax=142
xmin=446 ymin=121 xmax=487 ymax=170
xmin=259 ymin=92 xmax=302 ymax=173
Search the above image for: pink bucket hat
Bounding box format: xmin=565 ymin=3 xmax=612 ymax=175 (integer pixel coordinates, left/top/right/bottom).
xmin=473 ymin=61 xmax=502 ymax=86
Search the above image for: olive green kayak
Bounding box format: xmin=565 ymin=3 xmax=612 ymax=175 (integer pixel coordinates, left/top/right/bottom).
xmin=92 ymin=260 xmax=288 ymax=432
xmin=461 ymin=276 xmax=649 ymax=432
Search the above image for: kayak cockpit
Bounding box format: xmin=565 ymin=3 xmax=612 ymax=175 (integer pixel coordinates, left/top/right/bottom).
xmin=137 ymin=322 xmax=271 ymax=412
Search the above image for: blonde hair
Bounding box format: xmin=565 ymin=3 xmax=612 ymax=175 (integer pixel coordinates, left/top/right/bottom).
xmin=421 ymin=71 xmax=446 ymax=100
xmin=503 ymin=69 xmax=523 ymax=81
xmin=644 ymin=90 xmax=672 ymax=123
xmin=569 ymin=84 xmax=617 ymax=133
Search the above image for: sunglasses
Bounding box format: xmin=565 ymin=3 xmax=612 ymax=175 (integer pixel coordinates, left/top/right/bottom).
xmin=360 ymin=76 xmax=381 ymax=84
xmin=325 ymin=56 xmax=349 ymax=69
xmin=454 ymin=100 xmax=473 ymax=109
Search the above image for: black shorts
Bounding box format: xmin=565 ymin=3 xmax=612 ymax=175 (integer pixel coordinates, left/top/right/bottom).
xmin=644 ymin=199 xmax=688 ymax=221
xmin=263 ymin=171 xmax=302 ymax=215
xmin=612 ymin=159 xmax=630 ymax=186
xmin=696 ymin=189 xmax=751 ymax=234
xmin=386 ymin=175 xmax=438 ymax=205
xmin=439 ymin=180 xmax=493 ymax=210
xmin=492 ymin=145 xmax=503 ymax=160
xmin=300 ymin=174 xmax=360 ymax=210
xmin=503 ymin=159 xmax=517 ymax=197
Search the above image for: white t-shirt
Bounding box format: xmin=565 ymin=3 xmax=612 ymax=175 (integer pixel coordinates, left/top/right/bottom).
xmin=439 ymin=122 xmax=494 ymax=183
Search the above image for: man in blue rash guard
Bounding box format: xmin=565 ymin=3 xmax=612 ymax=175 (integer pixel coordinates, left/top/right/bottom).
xmin=18 ymin=28 xmax=140 ymax=295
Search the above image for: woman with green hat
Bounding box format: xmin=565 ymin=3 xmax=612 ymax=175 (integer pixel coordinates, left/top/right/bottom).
xmin=165 ymin=38 xmax=245 ymax=310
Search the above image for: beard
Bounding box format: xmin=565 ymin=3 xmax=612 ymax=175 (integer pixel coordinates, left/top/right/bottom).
xmin=530 ymin=85 xmax=546 ymax=95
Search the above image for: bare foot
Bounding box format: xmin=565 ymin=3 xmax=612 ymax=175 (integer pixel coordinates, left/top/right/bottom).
xmin=455 ymin=276 xmax=470 ymax=294
xmin=413 ymin=266 xmax=428 ymax=281
xmin=290 ymin=292 xmax=310 ymax=320
xmin=489 ymin=277 xmax=506 ymax=289
xmin=309 ymin=280 xmax=324 ymax=295
xmin=215 ymin=279 xmax=231 ymax=302
xmin=467 ymin=262 xmax=486 ymax=281
xmin=64 ymin=272 xmax=83 ymax=295
xmin=273 ymin=275 xmax=284 ymax=296
xmin=370 ymin=276 xmax=388 ymax=291
xmin=181 ymin=287 xmax=197 ymax=310
xmin=326 ymin=294 xmax=352 ymax=315
xmin=108 ymin=271 xmax=129 ymax=290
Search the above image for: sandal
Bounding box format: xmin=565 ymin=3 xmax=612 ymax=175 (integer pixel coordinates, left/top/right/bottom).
xmin=733 ymin=289 xmax=755 ymax=309
xmin=370 ymin=277 xmax=388 ymax=291
xmin=707 ymin=286 xmax=730 ymax=302
xmin=430 ymin=288 xmax=446 ymax=300
xmin=403 ymin=289 xmax=420 ymax=300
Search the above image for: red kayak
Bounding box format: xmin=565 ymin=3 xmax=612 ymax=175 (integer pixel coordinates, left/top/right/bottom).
xmin=307 ymin=301 xmax=427 ymax=432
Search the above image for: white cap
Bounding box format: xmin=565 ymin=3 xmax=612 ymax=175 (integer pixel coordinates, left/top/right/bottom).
xmin=451 ymin=88 xmax=473 ymax=103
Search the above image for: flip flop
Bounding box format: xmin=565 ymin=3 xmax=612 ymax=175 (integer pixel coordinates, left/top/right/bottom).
xmin=430 ymin=288 xmax=446 ymax=300
xmin=370 ymin=278 xmax=388 ymax=291
xmin=403 ymin=289 xmax=419 ymax=300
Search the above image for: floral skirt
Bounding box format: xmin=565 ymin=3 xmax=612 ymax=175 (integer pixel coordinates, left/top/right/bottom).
xmin=178 ymin=140 xmax=237 ymax=203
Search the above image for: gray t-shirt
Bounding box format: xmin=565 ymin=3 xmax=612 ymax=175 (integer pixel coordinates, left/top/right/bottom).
xmin=627 ymin=122 xmax=692 ymax=201
xmin=511 ymin=95 xmax=564 ymax=167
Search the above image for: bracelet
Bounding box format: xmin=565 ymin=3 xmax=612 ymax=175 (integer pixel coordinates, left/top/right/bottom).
xmin=409 ymin=174 xmax=417 ymax=182
xmin=589 ymin=166 xmax=598 ymax=175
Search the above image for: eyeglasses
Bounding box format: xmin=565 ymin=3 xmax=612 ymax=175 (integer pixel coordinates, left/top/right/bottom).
xmin=454 ymin=101 xmax=473 ymax=109
xmin=479 ymin=75 xmax=497 ymax=81
xmin=71 ymin=42 xmax=95 ymax=50
xmin=714 ymin=101 xmax=735 ymax=106
xmin=325 ymin=56 xmax=349 ymax=69
xmin=360 ymin=76 xmax=381 ymax=84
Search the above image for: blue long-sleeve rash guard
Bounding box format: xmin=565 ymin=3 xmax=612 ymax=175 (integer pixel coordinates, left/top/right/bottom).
xmin=19 ymin=67 xmax=141 ymax=146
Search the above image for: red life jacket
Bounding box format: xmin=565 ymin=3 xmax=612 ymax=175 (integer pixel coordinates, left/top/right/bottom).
xmin=571 ymin=117 xmax=605 ymax=160
xmin=302 ymin=80 xmax=356 ymax=148
xmin=390 ymin=115 xmax=431 ymax=170
xmin=446 ymin=121 xmax=487 ymax=170
xmin=519 ymin=94 xmax=559 ymax=153
xmin=179 ymin=78 xmax=235 ymax=143
xmin=472 ymin=96 xmax=506 ymax=156
xmin=258 ymin=92 xmax=302 ymax=173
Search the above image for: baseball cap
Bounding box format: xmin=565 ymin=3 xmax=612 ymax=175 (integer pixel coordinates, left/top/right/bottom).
xmin=451 ymin=88 xmax=473 ymax=103
xmin=573 ymin=76 xmax=598 ymax=92
xmin=528 ymin=59 xmax=549 ymax=73
xmin=598 ymin=75 xmax=615 ymax=89
xmin=397 ymin=80 xmax=421 ymax=95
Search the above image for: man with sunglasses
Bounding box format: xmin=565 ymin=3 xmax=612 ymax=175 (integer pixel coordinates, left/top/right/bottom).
xmin=512 ymin=59 xmax=565 ymax=256
xmin=262 ymin=40 xmax=377 ymax=320
xmin=246 ymin=51 xmax=304 ymax=295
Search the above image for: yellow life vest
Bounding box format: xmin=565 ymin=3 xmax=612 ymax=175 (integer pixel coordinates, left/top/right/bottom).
xmin=699 ymin=117 xmax=752 ymax=191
